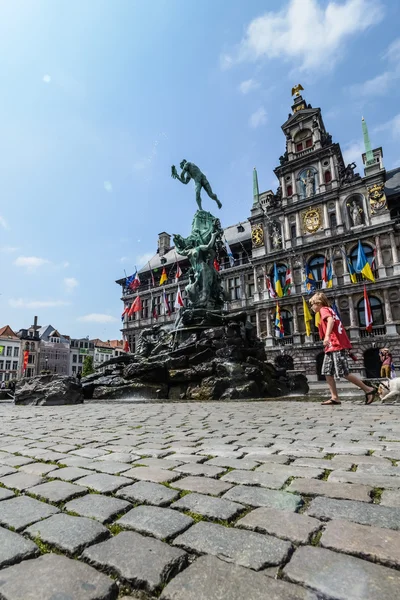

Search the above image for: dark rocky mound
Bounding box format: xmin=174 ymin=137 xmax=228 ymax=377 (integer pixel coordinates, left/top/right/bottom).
xmin=15 ymin=374 xmax=84 ymax=406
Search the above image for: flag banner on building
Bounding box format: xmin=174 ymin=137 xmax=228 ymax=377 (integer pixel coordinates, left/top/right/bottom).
xmin=23 ymin=350 xmax=29 ymax=373
xmin=175 ymin=263 xmax=182 ymax=282
xmin=284 ymin=267 xmax=292 ymax=296
xmin=274 ymin=263 xmax=283 ymax=297
xmin=315 ymin=310 xmax=321 ymax=328
xmin=213 ymin=258 xmax=220 ymax=272
xmin=356 ymin=240 xmax=375 ymax=283
xmin=125 ymin=273 xmax=135 ymax=289
xmin=331 ymin=301 xmax=340 ymax=320
xmin=340 ymin=247 xmax=357 ymax=283
xmin=128 ymin=295 xmax=142 ymax=316
xmin=121 ymin=306 xmax=129 ymax=322
xmin=321 ymin=257 xmax=333 ymax=289
xmin=159 ymin=267 xmax=168 ymax=285
xmin=266 ymin=276 xmax=276 ymax=298
xmin=303 ymin=297 xmax=313 ymax=337
xmin=224 ymin=239 xmax=235 ymax=267
xmin=275 ymin=303 xmax=285 ymax=338
xmin=371 ymin=247 xmax=377 ymax=271
xmin=363 ymin=284 xmax=373 ymax=332
xmin=151 ymin=296 xmax=158 ymax=320
xmin=123 ymin=339 xmax=130 ymax=353
xmin=131 ymin=269 xmax=141 ymax=291
xmin=174 ymin=285 xmax=184 ymax=309
xmin=304 ymin=264 xmax=316 ymax=293
xmin=163 ymin=289 xmax=171 ymax=316
xmin=0 ymin=345 xmax=4 ymax=355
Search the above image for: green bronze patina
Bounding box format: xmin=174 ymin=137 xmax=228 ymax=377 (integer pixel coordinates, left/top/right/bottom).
xmin=171 ymin=160 xmax=222 ymax=211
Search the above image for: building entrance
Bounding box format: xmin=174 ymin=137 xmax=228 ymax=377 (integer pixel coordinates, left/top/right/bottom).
xmin=363 ymin=347 xmax=381 ymax=378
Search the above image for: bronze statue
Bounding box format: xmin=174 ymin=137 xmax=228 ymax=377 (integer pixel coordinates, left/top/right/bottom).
xmin=171 ymin=160 xmax=222 ymax=211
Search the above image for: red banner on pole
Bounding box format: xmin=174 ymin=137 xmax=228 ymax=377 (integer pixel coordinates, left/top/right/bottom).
xmin=23 ymin=350 xmax=29 ymax=372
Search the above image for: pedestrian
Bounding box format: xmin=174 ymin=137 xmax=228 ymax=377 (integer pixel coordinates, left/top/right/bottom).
xmin=379 ymin=348 xmax=392 ymax=379
xmin=0 ymin=380 xmax=5 ymax=390
xmin=309 ymin=292 xmax=378 ymax=405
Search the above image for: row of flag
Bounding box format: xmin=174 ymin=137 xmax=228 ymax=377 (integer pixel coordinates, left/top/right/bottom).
xmin=121 ymin=286 xmax=184 ymax=322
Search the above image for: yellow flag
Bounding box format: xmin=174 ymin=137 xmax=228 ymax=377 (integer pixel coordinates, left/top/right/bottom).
xmin=315 ymin=311 xmax=321 ymax=327
xmin=159 ymin=267 xmax=167 ymax=285
xmin=303 ymin=297 xmax=313 ymax=337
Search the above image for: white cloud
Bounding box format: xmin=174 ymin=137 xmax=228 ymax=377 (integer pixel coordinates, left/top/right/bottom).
xmin=62 ymin=261 xmax=70 ymax=268
xmin=342 ymin=140 xmax=364 ymax=166
xmin=0 ymin=215 xmax=9 ymax=229
xmin=383 ymin=37 xmax=400 ymax=62
xmin=104 ymin=180 xmax=113 ymax=193
xmin=119 ymin=256 xmax=129 ymax=263
xmin=9 ymin=298 xmax=70 ymax=309
xmin=221 ymin=0 xmax=383 ymax=72
xmin=239 ymin=79 xmax=260 ymax=94
xmin=42 ymin=74 xmax=51 ymax=83
xmin=136 ymin=252 xmax=154 ymax=268
xmin=249 ymin=107 xmax=267 ymax=129
xmin=374 ymin=113 xmax=400 ymax=139
xmin=64 ymin=277 xmax=79 ymax=292
xmin=349 ymin=71 xmax=396 ymax=97
xmin=78 ymin=313 xmax=117 ymax=323
xmin=14 ymin=256 xmax=50 ymax=270
xmin=0 ymin=246 xmax=18 ymax=253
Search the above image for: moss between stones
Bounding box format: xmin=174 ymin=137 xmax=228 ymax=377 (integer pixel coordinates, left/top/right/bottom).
xmin=108 ymin=523 xmax=124 ymax=535
xmin=367 ymin=449 xmax=375 ymax=456
xmin=349 ymin=464 xmax=358 ymax=472
xmin=320 ymin=469 xmax=332 ymax=481
xmin=310 ymin=529 xmax=323 ymax=546
xmin=324 ymin=453 xmax=335 ymax=460
xmin=371 ymin=487 xmax=384 ymax=504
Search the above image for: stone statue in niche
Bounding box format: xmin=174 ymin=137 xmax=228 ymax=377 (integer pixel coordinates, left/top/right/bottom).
xmin=347 ymin=199 xmax=363 ymax=226
xmin=300 ymin=170 xmax=315 ymax=198
xmin=271 ymin=223 xmax=282 ymax=249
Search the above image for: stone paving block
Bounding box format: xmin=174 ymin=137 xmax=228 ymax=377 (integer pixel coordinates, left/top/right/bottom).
xmin=117 ymin=505 xmax=193 ymax=540
xmin=164 ymin=453 xmax=205 ymax=463
xmin=27 ymin=480 xmax=88 ymax=503
xmin=321 ymin=518 xmax=400 ymax=569
xmin=18 ymin=462 xmax=59 ymax=477
xmin=137 ymin=448 xmax=172 ymax=458
xmin=160 ymin=555 xmax=318 ymax=600
xmin=116 ymin=481 xmax=180 ymax=506
xmin=49 ymin=466 xmax=94 ymax=481
xmin=171 ymin=475 xmax=232 ymax=496
xmin=131 ymin=457 xmax=184 ymax=469
xmin=0 ymin=553 xmax=118 ymax=599
xmin=0 ymin=496 xmax=60 ymax=531
xmin=221 ymin=469 xmax=289 ymax=489
xmin=329 ymin=454 xmax=392 ymax=467
xmin=171 ymin=492 xmax=245 ymax=521
xmin=82 ymin=531 xmax=187 ymax=594
xmin=173 ymin=462 xmax=226 ymax=478
xmin=0 ymin=465 xmax=17 ymax=477
xmin=205 ymin=456 xmax=261 ymax=470
xmin=95 ymin=452 xmax=136 ymax=463
xmin=356 ymin=463 xmax=400 ymax=475
xmin=0 ymin=454 xmax=35 ymax=467
xmin=255 ymin=463 xmax=324 ymax=479
xmin=236 ymin=507 xmax=321 ymax=544
xmin=287 ymin=477 xmax=372 ymax=502
xmin=65 ymin=494 xmax=131 ymax=523
xmin=122 ymin=466 xmax=181 ymax=483
xmin=307 ymin=496 xmax=400 ymax=530
xmin=380 ymin=490 xmax=400 ymax=508
xmin=75 ymin=473 xmax=132 ymax=493
xmin=291 ymin=457 xmax=347 ymax=470
xmin=59 ymin=456 xmax=97 ymax=469
xmin=223 ymin=485 xmax=302 ymax=511
xmin=0 ymin=472 xmax=43 ymax=491
xmin=173 ymin=521 xmax=291 ymax=570
xmin=0 ymin=525 xmax=39 ymax=568
xmin=24 ymin=513 xmax=110 ymax=554
xmin=283 ymin=545 xmax=400 ymax=600
xmin=328 ymin=470 xmax=400 ymax=489
xmin=70 ymin=447 xmax=110 ymax=458
xmin=87 ymin=461 xmax=132 ymax=475
xmin=0 ymin=488 xmax=15 ymax=501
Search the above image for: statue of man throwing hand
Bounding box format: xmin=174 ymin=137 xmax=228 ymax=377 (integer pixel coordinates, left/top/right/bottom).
xmin=171 ymin=160 xmax=222 ymax=211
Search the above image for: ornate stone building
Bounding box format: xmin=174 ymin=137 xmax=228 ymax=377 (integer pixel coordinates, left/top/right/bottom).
xmin=118 ymin=90 xmax=400 ymax=381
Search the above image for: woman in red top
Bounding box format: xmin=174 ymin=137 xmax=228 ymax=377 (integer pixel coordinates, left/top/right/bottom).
xmin=309 ymin=292 xmax=378 ymax=406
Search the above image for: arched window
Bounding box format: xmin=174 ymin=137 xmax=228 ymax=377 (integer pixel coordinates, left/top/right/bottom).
xmin=30 ymin=342 xmax=35 ymax=351
xmin=269 ymin=263 xmax=287 ymax=292
xmin=290 ymin=224 xmax=296 ymax=239
xmin=294 ymin=129 xmax=312 ymax=152
xmin=357 ymin=296 xmax=384 ymax=327
xmin=329 ymin=213 xmax=337 ymax=230
xmin=281 ymin=309 xmax=293 ymax=336
xmin=287 ymin=184 xmax=293 ymax=197
xmin=308 ymin=255 xmax=325 ymax=282
xmin=350 ymin=243 xmax=374 ymax=272
xmin=324 ymin=170 xmax=332 ymax=183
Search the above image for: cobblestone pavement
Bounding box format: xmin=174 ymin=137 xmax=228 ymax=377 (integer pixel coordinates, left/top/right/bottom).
xmin=0 ymin=400 xmax=400 ymax=599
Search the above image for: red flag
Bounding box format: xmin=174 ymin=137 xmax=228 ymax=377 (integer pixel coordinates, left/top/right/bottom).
xmin=128 ymin=295 xmax=142 ymax=316
xmin=175 ymin=263 xmax=182 ymax=282
xmin=174 ymin=285 xmax=184 ymax=309
xmin=163 ymin=289 xmax=171 ymax=316
xmin=131 ymin=270 xmax=140 ymax=291
xmin=23 ymin=350 xmax=29 ymax=372
xmin=151 ymin=296 xmax=158 ymax=319
xmin=364 ymin=285 xmax=373 ymax=332
xmin=213 ymin=258 xmax=220 ymax=272
xmin=123 ymin=339 xmax=130 ymax=353
xmin=321 ymin=258 xmax=328 ymax=289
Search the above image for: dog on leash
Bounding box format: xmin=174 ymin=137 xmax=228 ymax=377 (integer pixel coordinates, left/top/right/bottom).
xmin=378 ymin=378 xmax=400 ymax=403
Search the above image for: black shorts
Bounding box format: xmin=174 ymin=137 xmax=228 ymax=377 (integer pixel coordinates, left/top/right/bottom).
xmin=322 ymin=350 xmax=350 ymax=378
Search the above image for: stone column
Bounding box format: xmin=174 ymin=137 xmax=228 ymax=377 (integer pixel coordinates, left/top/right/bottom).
xmin=295 ymin=211 xmax=303 ymax=245
xmin=292 ymin=303 xmax=302 ymax=346
xmin=335 ymin=198 xmax=343 ymax=234
xmin=348 ymin=294 xmax=359 ymax=340
xmin=383 ymin=288 xmax=397 ymax=335
xmin=318 ymin=161 xmax=325 ymax=193
xmin=390 ymin=232 xmax=400 ymax=275
xmin=375 ymin=235 xmax=386 ymax=279
xmin=265 ymin=308 xmax=274 ymax=347
xmin=255 ymin=310 xmax=261 ymax=337
xmin=284 ymin=215 xmax=291 ymax=248
xmin=330 ymin=155 xmax=338 ymax=188
xmin=323 ymin=202 xmax=329 ymax=232
xmin=292 ymin=172 xmax=298 ymax=202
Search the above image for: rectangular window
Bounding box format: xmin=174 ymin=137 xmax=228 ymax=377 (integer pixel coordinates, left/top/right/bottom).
xmin=72 ymin=355 xmax=77 ymax=363
xmin=141 ymin=298 xmax=149 ymax=319
xmin=296 ymin=142 xmax=303 ymax=152
xmin=12 ymin=361 xmax=18 ymax=370
xmin=72 ymin=366 xmax=76 ymax=374
xmin=28 ymin=355 xmax=34 ymax=364
xmin=290 ymin=224 xmax=297 ymax=239
xmin=228 ymin=277 xmax=241 ymax=301
xmin=0 ymin=361 xmax=3 ymax=369
xmin=14 ymin=347 xmax=19 ymax=357
xmin=5 ymin=360 xmax=11 ymax=370
xmin=329 ymin=213 xmax=337 ymax=229
xmin=6 ymin=347 xmax=12 ymax=356
xmin=306 ymin=138 xmax=313 ymax=148
xmin=78 ymin=355 xmax=83 ymax=363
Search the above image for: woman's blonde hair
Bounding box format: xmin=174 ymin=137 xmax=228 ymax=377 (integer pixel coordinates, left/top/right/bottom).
xmin=309 ymin=292 xmax=330 ymax=307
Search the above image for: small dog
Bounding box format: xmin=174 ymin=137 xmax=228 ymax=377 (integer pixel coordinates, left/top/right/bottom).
xmin=378 ymin=377 xmax=400 ymax=403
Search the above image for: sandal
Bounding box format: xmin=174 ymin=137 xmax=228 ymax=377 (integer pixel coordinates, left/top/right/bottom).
xmin=365 ymin=389 xmax=378 ymax=405
xmin=321 ymin=399 xmax=341 ymax=405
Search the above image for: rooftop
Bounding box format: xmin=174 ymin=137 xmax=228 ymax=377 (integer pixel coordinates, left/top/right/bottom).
xmin=0 ymin=325 xmax=19 ymax=340
xmin=385 ymin=167 xmax=400 ymax=198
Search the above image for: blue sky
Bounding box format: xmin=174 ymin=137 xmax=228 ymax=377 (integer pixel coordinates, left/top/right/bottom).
xmin=1 ymin=0 xmax=399 ymax=340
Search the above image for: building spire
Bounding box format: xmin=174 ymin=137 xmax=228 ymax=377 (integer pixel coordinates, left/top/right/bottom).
xmin=362 ymin=116 xmax=374 ymax=166
xmin=253 ymin=167 xmax=259 ymax=206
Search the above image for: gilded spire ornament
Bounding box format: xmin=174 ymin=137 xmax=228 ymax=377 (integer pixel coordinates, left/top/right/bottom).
xmin=291 ymin=84 xmax=304 ymax=98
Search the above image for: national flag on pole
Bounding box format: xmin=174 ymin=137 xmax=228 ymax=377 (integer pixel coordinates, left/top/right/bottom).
xmin=275 ymin=303 xmax=284 ymax=338
xmin=340 ymin=247 xmax=357 ymax=283
xmin=159 ymin=267 xmax=168 ymax=285
xmin=125 ymin=274 xmax=134 ymax=289
xmin=131 ymin=269 xmax=140 ymax=291
xmin=356 ymin=240 xmax=375 ymax=283
xmin=224 ymin=239 xmax=235 ymax=267
xmin=163 ymin=289 xmax=171 ymax=316
xmin=371 ymin=247 xmax=377 ymax=271
xmin=175 ymin=263 xmax=182 ymax=282
xmin=274 ymin=263 xmax=283 ymax=298
xmin=283 ymin=267 xmax=292 ymax=296
xmin=148 ymin=263 xmax=155 ymax=287
xmin=123 ymin=339 xmax=130 ymax=353
xmin=331 ymin=301 xmax=341 ymax=320
xmin=304 ymin=264 xmax=316 ymax=293
xmin=151 ymin=296 xmax=158 ymax=320
xmin=363 ymin=284 xmax=373 ymax=332
xmin=121 ymin=306 xmax=129 ymax=322
xmin=266 ymin=276 xmax=277 ymax=298
xmin=326 ymin=262 xmax=333 ymax=288
xmin=128 ymin=295 xmax=142 ymax=316
xmin=315 ymin=310 xmax=321 ymax=328
xmin=321 ymin=258 xmax=328 ymax=289
xmin=213 ymin=258 xmax=220 ymax=272
xmin=303 ymin=297 xmax=313 ymax=337
xmin=23 ymin=350 xmax=29 ymax=373
xmin=174 ymin=285 xmax=184 ymax=309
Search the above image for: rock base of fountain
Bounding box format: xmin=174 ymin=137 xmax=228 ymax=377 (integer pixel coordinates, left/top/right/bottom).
xmin=14 ymin=374 xmax=84 ymax=406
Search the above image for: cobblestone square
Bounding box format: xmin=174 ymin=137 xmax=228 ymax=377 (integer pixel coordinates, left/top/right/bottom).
xmin=1 ymin=399 xmax=400 ymax=599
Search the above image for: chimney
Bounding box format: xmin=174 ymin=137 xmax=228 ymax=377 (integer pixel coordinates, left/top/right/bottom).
xmin=158 ymin=232 xmax=171 ymax=257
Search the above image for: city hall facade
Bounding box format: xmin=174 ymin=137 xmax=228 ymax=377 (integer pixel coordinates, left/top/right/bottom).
xmin=118 ymin=91 xmax=400 ymax=381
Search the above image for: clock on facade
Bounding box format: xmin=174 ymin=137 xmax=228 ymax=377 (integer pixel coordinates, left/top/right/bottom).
xmin=251 ymin=224 xmax=264 ymax=247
